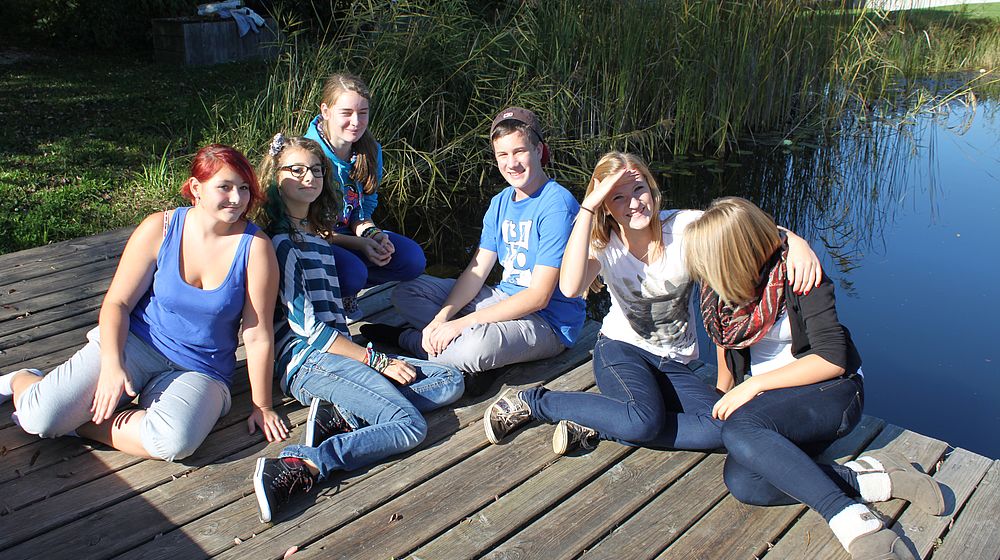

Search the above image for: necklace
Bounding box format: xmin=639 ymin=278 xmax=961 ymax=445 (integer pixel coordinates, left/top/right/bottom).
xmin=288 ymin=213 xmax=310 ymax=228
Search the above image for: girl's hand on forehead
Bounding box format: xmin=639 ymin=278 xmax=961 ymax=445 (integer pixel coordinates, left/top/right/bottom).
xmin=583 ymin=168 xmax=635 ymax=210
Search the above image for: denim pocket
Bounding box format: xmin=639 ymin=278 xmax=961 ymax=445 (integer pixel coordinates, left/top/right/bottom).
xmin=836 ymin=390 xmax=863 ymax=438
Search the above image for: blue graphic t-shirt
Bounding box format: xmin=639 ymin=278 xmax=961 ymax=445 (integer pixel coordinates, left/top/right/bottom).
xmin=480 ymin=179 xmax=586 ymax=346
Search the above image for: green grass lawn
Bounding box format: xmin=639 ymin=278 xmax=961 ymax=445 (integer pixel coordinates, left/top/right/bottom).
xmin=0 ymin=49 xmax=267 ymax=253
xmin=922 ymin=2 xmax=1000 ymax=20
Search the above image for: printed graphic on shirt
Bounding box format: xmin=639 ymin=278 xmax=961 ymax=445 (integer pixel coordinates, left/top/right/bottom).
xmin=339 ymin=186 xmax=359 ymax=227
xmin=610 ymin=272 xmax=694 ymax=348
xmin=499 ymin=218 xmax=533 ymax=287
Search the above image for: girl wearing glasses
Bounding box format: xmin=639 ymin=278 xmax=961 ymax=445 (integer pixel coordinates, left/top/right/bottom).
xmin=303 ymin=73 xmax=426 ymax=320
xmin=250 ymin=134 xmax=462 ymax=523
xmin=0 ymin=144 xmax=288 ymax=461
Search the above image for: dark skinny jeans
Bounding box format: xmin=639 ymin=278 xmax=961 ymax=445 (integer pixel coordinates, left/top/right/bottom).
xmin=721 ymin=374 xmax=865 ymax=521
xmin=521 ymin=336 xmax=724 ymax=450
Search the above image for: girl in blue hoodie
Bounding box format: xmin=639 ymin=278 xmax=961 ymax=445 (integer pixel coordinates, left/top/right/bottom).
xmin=304 ymin=73 xmax=426 ymax=320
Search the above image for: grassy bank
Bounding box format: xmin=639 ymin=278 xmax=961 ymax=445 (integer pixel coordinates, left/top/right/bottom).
xmin=2 ymin=0 xmax=998 ymax=256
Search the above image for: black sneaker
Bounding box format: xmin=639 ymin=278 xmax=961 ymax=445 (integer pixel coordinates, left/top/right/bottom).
xmin=483 ymin=388 xmax=532 ymax=444
xmin=359 ymin=322 xmax=406 ymax=346
xmin=253 ymin=457 xmax=315 ymax=523
xmin=303 ymin=398 xmax=352 ymax=447
xmin=552 ymin=420 xmax=598 ymax=455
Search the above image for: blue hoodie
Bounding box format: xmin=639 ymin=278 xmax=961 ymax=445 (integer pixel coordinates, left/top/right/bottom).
xmin=304 ymin=114 xmax=383 ymax=232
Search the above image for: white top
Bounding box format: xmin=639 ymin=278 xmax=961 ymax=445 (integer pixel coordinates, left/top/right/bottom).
xmin=749 ymin=311 xmax=796 ymax=376
xmin=595 ymin=210 xmax=701 ymax=362
xmin=748 ymin=307 xmax=864 ymax=377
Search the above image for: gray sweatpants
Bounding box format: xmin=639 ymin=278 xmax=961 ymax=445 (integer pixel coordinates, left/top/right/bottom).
xmin=16 ymin=327 xmax=231 ymax=461
xmin=391 ymin=276 xmax=566 ymax=374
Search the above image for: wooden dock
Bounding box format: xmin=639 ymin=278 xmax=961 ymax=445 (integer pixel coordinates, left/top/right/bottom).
xmin=1 ymin=229 xmax=997 ymax=560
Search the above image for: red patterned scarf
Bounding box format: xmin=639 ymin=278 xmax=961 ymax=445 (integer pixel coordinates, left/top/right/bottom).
xmin=700 ymin=246 xmax=787 ymax=349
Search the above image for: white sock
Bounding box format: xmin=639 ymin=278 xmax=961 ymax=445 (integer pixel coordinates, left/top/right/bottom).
xmin=0 ymin=368 xmax=43 ymax=403
xmin=845 ymin=455 xmax=886 ymax=473
xmin=857 ymin=472 xmax=892 ymax=503
xmin=829 ymin=503 xmax=883 ymax=551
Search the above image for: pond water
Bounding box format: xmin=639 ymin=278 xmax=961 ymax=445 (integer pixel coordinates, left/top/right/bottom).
xmin=679 ymin=99 xmax=1000 ymax=459
xmin=424 ymin=96 xmax=1000 ymax=459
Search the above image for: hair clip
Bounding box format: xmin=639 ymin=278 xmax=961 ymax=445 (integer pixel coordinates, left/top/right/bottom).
xmin=268 ymin=133 xmax=286 ymax=157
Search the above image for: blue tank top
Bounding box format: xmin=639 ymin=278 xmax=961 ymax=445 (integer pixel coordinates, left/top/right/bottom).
xmin=130 ymin=206 xmax=258 ymax=385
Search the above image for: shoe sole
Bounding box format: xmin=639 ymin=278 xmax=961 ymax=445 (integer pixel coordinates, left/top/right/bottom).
xmin=303 ymin=398 xmax=321 ymax=447
xmin=552 ymin=421 xmax=570 ymax=455
xmin=483 ymin=388 xmax=515 ymax=445
xmin=253 ymin=457 xmax=273 ymax=523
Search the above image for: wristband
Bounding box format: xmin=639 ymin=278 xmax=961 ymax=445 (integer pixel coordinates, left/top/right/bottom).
xmin=360 ymin=226 xmax=383 ymax=239
xmin=579 ymin=206 xmax=596 ymax=215
xmin=364 ymin=343 xmax=392 ymax=372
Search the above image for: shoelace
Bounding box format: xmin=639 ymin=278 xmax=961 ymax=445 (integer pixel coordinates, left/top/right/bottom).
xmin=272 ymin=464 xmax=314 ymax=501
xmin=495 ymin=400 xmax=529 ymax=431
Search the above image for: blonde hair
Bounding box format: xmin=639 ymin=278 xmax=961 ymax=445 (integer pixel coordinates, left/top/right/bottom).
xmin=321 ymin=73 xmax=379 ymax=194
xmin=585 ymin=151 xmax=663 ymax=254
xmin=255 ymin=135 xmax=343 ymax=239
xmin=684 ymin=197 xmax=783 ymax=306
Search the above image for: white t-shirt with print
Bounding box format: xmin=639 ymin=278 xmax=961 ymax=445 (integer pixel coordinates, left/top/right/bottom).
xmin=594 ymin=209 xmax=702 ymax=362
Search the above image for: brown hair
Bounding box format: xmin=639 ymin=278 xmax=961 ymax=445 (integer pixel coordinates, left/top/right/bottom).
xmin=684 ymin=197 xmax=783 ymax=306
xmin=321 ymin=73 xmax=379 ymax=194
xmin=255 ymin=135 xmax=343 ymax=240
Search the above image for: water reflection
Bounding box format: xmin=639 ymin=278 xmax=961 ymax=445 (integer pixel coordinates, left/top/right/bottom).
xmin=666 ymin=99 xmax=999 ymax=458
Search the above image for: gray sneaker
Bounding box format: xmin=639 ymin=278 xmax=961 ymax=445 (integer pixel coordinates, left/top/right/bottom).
xmin=552 ymin=420 xmax=598 ymax=455
xmin=484 ymin=388 xmax=532 ymax=444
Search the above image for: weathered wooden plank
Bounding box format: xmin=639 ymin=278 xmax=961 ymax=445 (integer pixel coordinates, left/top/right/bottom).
xmin=483 ymin=448 xmax=708 ymax=560
xmin=291 ymin=421 xmax=566 ymax=559
xmin=409 ymin=387 xmax=630 ymax=560
xmin=932 ymin=459 xmax=1000 ymax=560
xmin=762 ymin=424 xmax=950 ymax=560
xmin=0 ymin=400 xmax=309 ymax=558
xmin=0 ymin=228 xmax=130 ymax=285
xmin=656 ymin=415 xmax=887 ymax=560
xmin=893 ymin=448 xmax=992 ymax=558
xmin=0 ymin=295 xmax=102 ymax=348
xmin=0 ymin=259 xmax=118 ymax=312
xmin=110 ymin=326 xmax=600 ymax=560
xmin=580 ymin=452 xmax=729 ymax=560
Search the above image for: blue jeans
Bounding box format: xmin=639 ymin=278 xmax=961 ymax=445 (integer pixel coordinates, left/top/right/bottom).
xmin=521 ymin=336 xmax=723 ymax=450
xmin=278 ymin=351 xmax=463 ymax=480
xmin=330 ymin=231 xmax=426 ymax=298
xmin=721 ymin=374 xmax=865 ymax=521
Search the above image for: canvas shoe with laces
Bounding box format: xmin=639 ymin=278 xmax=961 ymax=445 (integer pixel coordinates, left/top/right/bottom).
xmin=303 ymin=398 xmax=352 ymax=447
xmin=484 ymin=388 xmax=533 ymax=444
xmin=552 ymin=420 xmax=598 ymax=455
xmin=253 ymin=456 xmax=315 ymax=523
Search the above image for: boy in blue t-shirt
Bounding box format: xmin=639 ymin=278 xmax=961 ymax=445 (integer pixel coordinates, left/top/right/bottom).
xmin=362 ymin=107 xmax=585 ymax=391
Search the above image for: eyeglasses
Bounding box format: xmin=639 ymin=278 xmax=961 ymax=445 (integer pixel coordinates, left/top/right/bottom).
xmin=279 ymin=165 xmax=324 ymax=179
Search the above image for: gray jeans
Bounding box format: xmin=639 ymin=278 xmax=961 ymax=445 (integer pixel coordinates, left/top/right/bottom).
xmin=391 ymin=276 xmax=566 ymax=373
xmin=16 ymin=327 xmax=231 ymax=461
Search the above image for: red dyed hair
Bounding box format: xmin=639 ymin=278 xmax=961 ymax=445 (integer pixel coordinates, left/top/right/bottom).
xmin=180 ymin=144 xmax=262 ymax=219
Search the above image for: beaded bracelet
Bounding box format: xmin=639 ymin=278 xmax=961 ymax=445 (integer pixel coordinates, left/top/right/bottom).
xmin=364 ymin=343 xmax=392 ymax=372
xmin=360 ymin=226 xmax=383 ymax=239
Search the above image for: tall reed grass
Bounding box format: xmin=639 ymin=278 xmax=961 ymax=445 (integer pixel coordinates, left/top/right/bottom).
xmin=137 ymin=0 xmax=1000 ymax=260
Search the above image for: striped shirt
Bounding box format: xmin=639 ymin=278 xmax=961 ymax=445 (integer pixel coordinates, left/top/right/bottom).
xmin=272 ymin=231 xmax=350 ymax=391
